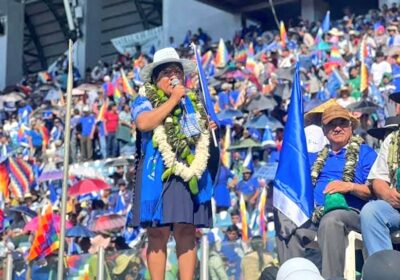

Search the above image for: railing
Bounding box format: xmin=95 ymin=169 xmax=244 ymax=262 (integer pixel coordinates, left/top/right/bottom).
xmin=2 ymin=230 xmax=278 ymax=280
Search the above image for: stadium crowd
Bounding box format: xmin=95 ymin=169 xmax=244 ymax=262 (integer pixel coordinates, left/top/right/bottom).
xmin=0 ymin=2 xmax=400 ymax=280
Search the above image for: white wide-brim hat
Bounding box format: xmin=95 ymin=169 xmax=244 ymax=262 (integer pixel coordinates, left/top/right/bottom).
xmin=140 ymin=47 xmax=196 ymax=82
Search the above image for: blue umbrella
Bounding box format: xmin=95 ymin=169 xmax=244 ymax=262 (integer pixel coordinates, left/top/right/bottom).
xmin=44 ymin=89 xmax=62 ymax=101
xmin=245 ymin=114 xmax=283 ymax=130
xmin=217 ymin=108 xmax=243 ymax=121
xmin=246 ymin=95 xmax=277 ymax=112
xmin=66 ymin=225 xmax=95 ymax=238
xmin=6 ymin=206 xmax=37 ymax=218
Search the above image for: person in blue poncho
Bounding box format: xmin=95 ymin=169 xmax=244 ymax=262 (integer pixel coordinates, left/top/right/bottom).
xmin=131 ymin=47 xmax=219 ymax=280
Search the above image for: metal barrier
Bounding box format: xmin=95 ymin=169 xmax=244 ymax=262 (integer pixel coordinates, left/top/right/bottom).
xmin=97 ymin=246 xmax=105 ymax=280
xmin=200 ymin=234 xmax=209 ymax=280
xmin=5 ymin=254 xmax=12 ymax=280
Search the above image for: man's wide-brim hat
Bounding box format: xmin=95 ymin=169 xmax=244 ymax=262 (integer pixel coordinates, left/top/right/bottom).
xmin=367 ymin=116 xmax=400 ymax=140
xmin=140 ymin=47 xmax=196 ymax=82
xmin=321 ymin=104 xmax=360 ymax=130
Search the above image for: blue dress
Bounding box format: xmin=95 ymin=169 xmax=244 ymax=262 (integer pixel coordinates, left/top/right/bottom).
xmin=131 ymin=95 xmax=219 ymax=228
xmin=213 ymin=166 xmax=234 ymax=208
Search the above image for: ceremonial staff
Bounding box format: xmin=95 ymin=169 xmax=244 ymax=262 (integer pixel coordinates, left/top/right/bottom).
xmin=57 ymin=39 xmax=74 ymax=280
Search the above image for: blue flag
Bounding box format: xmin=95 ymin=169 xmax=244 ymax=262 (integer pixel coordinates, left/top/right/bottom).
xmin=48 ymin=183 xmax=58 ymax=204
xmin=243 ymin=148 xmax=254 ymax=172
xmin=193 ymin=45 xmax=220 ymax=125
xmin=315 ymin=11 xmax=330 ymax=43
xmin=114 ymin=195 xmax=126 ymax=214
xmin=262 ymin=127 xmax=275 ymax=147
xmin=273 ymin=64 xmax=313 ymax=227
xmin=321 ymin=11 xmax=330 ymax=33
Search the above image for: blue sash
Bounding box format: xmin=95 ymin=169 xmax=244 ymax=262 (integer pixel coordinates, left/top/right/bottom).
xmin=140 ymin=138 xmax=165 ymax=223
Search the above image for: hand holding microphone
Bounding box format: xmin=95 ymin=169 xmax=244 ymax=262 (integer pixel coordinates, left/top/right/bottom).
xmin=170 ymin=78 xmax=186 ymax=104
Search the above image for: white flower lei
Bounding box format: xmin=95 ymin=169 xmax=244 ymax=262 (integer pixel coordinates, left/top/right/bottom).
xmin=153 ymin=119 xmax=210 ymax=182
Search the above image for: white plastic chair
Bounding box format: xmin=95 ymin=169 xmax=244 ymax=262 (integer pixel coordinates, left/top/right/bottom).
xmin=344 ymin=230 xmax=400 ymax=280
xmin=344 ymin=231 xmax=365 ymax=280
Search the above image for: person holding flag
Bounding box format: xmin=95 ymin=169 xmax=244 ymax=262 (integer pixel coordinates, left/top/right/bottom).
xmin=131 ymin=47 xmax=219 ymax=280
xmin=274 ymin=65 xmax=377 ymax=279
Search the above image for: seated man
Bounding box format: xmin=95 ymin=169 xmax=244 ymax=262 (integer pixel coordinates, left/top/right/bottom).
xmin=360 ymin=127 xmax=400 ymax=256
xmin=275 ymin=105 xmax=377 ymax=279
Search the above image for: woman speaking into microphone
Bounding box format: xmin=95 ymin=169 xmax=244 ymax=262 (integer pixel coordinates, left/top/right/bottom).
xmin=131 ymin=47 xmax=219 ymax=280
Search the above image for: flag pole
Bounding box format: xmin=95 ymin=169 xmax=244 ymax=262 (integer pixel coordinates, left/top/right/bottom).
xmin=57 ymin=39 xmax=74 ymax=280
xmin=191 ymin=43 xmax=218 ymax=147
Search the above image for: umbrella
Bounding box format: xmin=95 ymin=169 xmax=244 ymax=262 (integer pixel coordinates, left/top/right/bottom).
xmin=89 ymin=214 xmax=126 ymax=232
xmin=218 ymin=69 xmax=250 ymax=81
xmin=31 ymin=105 xmax=64 ymax=118
xmin=68 ymin=178 xmax=111 ymax=197
xmin=76 ymin=83 xmax=101 ymax=92
xmin=246 ymin=95 xmax=277 ymax=112
xmin=316 ymin=41 xmax=331 ymax=51
xmin=244 ymin=114 xmax=283 ymax=130
xmin=304 ymin=99 xmax=338 ymax=124
xmin=346 ymin=100 xmax=379 ymax=115
xmin=6 ymin=206 xmax=37 ymax=218
xmin=34 ymin=84 xmax=56 ymax=94
xmin=38 ymin=170 xmax=63 ymax=183
xmin=217 ymin=109 xmax=243 ymax=120
xmin=44 ymin=89 xmax=62 ymax=101
xmin=24 ymin=214 xmax=72 ymax=233
xmin=72 ymin=88 xmax=85 ymax=96
xmin=0 ymin=92 xmax=24 ymax=103
xmin=66 ymin=225 xmax=95 ymax=238
xmin=227 ymin=138 xmax=263 ymax=151
xmin=104 ymin=157 xmax=129 ymax=167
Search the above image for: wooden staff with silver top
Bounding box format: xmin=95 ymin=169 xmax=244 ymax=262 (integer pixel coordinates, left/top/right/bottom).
xmin=57 ymin=39 xmax=74 ymax=280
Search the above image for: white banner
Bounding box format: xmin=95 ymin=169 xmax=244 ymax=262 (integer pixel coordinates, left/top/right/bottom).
xmin=111 ymin=26 xmax=164 ymax=55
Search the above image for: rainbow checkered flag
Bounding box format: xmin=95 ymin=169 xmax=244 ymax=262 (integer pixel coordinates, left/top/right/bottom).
xmin=27 ymin=204 xmax=59 ymax=262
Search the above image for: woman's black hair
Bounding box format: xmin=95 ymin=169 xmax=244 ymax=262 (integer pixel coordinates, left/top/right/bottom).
xmin=250 ymin=235 xmax=265 ymax=272
xmin=151 ymin=62 xmax=183 ymax=84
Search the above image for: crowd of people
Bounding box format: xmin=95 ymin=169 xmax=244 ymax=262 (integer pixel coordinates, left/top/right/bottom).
xmin=0 ymin=2 xmax=400 ymax=280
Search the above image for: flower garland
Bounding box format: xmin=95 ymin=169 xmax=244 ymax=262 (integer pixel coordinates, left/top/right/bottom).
xmin=311 ymin=136 xmax=364 ymax=184
xmin=388 ymin=130 xmax=400 ymax=187
xmin=144 ymin=83 xmax=210 ymax=195
xmin=310 ymin=136 xmax=364 ymax=223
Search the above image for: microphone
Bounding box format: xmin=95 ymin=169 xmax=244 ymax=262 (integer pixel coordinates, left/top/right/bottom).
xmin=171 ymin=78 xmax=187 ymax=107
xmin=171 ymin=78 xmax=180 ymax=88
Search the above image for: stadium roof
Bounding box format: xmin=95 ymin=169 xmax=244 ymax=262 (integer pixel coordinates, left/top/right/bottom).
xmin=196 ymin=0 xmax=296 ymax=13
xmin=195 ymin=0 xmax=298 ymax=27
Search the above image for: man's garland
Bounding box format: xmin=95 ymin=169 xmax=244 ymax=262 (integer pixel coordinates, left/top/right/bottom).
xmin=310 ymin=136 xmax=364 ymax=222
xmin=388 ymin=130 xmax=400 ymax=187
xmin=144 ymin=83 xmax=210 ymax=195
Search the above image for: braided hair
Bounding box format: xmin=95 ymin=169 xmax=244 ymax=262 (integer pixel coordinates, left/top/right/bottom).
xmin=127 ymin=128 xmax=142 ymax=227
xmin=250 ymin=235 xmax=265 ymax=272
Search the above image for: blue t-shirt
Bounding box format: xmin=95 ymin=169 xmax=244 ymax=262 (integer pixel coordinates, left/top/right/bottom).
xmin=230 ymin=90 xmax=240 ymax=104
xmin=79 ymin=115 xmax=95 ymax=137
xmin=309 ymin=144 xmax=377 ymax=210
xmin=236 ymin=177 xmax=259 ymax=196
xmin=218 ymin=91 xmax=230 ymax=110
xmin=26 ymin=130 xmax=43 ymax=147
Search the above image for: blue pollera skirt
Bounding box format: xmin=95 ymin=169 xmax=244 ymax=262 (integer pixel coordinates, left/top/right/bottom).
xmin=131 ymin=159 xmax=212 ymax=228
